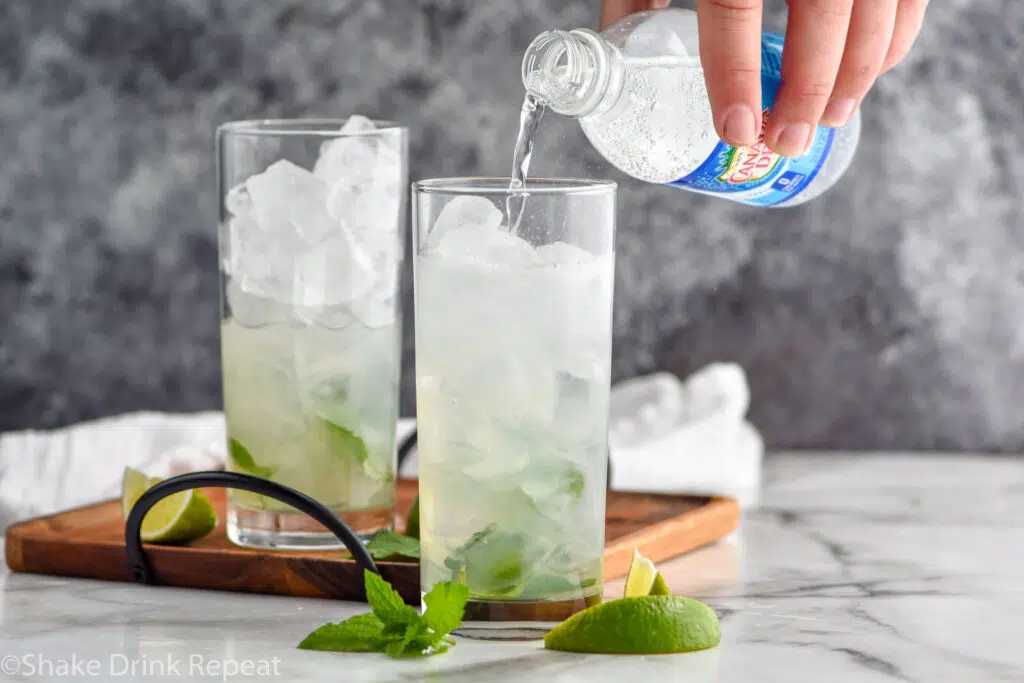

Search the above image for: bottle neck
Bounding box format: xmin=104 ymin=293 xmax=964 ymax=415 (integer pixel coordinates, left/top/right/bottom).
xmin=521 ymin=28 xmax=619 ymax=118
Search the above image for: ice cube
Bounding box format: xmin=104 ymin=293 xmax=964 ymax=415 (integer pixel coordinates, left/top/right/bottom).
xmin=225 ymin=279 xmax=293 ymax=327
xmin=314 ymin=139 xmax=377 ymax=190
xmin=477 ymin=357 xmax=557 ymax=427
xmin=339 ymin=114 xmax=378 ymax=135
xmin=325 ymin=167 xmax=401 ymax=234
xmin=228 ymin=213 xmax=297 ymax=302
xmin=461 ymin=450 xmax=530 ymax=480
xmin=313 ymin=116 xmax=379 ymax=188
xmin=288 ymin=180 xmax=335 ymax=245
xmin=427 ymin=196 xmax=504 ymax=251
xmin=229 ymin=160 xmax=336 ymax=303
xmin=534 ymin=241 xmax=595 ymax=266
xmin=350 ymin=288 xmax=397 ymax=328
xmin=436 ymin=223 xmax=535 ymax=267
xmin=247 ymin=159 xmax=322 ymax=231
xmin=347 ymin=228 xmax=401 ymax=328
xmin=292 ymin=232 xmax=376 ymax=308
xmin=315 ymin=116 xmax=403 ymax=237
xmin=225 ymin=182 xmax=252 ymax=217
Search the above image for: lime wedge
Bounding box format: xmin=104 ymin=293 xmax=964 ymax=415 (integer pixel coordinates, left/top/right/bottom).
xmin=651 ymin=572 xmax=672 ymax=596
xmin=544 ymin=596 xmax=721 ymax=654
xmin=623 ymin=548 xmax=658 ymax=597
xmin=121 ymin=467 xmax=217 ymax=544
xmin=121 ymin=467 xmax=153 ymax=520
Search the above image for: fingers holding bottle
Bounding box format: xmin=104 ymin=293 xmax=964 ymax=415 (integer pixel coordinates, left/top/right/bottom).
xmin=697 ymin=0 xmax=766 ymax=148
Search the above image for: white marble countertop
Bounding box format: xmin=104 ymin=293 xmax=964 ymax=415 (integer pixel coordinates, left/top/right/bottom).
xmin=1 ymin=453 xmax=1022 ymax=682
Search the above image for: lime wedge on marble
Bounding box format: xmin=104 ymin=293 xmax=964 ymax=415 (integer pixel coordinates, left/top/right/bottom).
xmin=544 ymin=596 xmax=721 ymax=654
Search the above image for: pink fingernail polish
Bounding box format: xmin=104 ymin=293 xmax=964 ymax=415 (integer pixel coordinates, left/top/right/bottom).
xmin=823 ymin=98 xmax=856 ymax=127
xmin=722 ymin=106 xmax=757 ymax=147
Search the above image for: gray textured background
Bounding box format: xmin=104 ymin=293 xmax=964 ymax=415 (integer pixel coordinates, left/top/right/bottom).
xmin=1 ymin=0 xmax=1022 ymax=451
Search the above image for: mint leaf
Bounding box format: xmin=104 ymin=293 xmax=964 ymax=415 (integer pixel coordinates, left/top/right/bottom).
xmin=423 ymin=581 xmax=470 ymax=638
xmin=384 ymin=640 xmax=407 ymax=658
xmin=323 ymin=420 xmax=369 ymax=465
xmin=228 ymin=439 xmax=277 ymax=478
xmin=297 ymin=613 xmax=385 ymax=652
xmin=299 ymin=573 xmax=465 ymax=659
xmin=322 ymin=419 xmax=393 ymax=484
xmin=382 ymin=620 xmax=429 ymax=659
xmin=444 ymin=524 xmax=496 ymax=576
xmin=364 ymin=569 xmax=419 ymax=627
xmin=365 ymin=531 xmax=420 ymax=561
xmin=459 ymin=529 xmax=546 ymax=596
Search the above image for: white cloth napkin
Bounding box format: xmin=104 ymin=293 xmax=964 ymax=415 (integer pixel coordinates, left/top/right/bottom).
xmin=0 ymin=365 xmax=762 ymax=531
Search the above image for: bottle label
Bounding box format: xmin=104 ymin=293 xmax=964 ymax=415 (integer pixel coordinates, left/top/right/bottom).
xmin=669 ymin=32 xmax=834 ymax=207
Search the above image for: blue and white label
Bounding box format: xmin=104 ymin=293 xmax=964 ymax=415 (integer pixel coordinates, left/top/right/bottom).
xmin=669 ymin=32 xmax=834 ymax=207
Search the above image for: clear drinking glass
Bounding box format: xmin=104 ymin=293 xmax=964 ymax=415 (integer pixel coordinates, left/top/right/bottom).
xmin=412 ymin=177 xmax=616 ymax=639
xmin=217 ymin=118 xmax=407 ymax=550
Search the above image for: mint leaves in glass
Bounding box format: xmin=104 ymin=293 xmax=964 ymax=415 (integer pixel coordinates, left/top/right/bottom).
xmin=218 ymin=118 xmax=407 ymax=549
xmin=412 ymin=178 xmax=616 ymax=638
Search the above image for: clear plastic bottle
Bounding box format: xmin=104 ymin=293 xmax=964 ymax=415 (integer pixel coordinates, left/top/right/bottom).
xmin=521 ymin=8 xmax=860 ymax=207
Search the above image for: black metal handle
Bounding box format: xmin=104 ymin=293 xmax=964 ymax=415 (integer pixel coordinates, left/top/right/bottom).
xmin=125 ymin=471 xmax=379 ymax=584
xmin=396 ymin=429 xmax=418 ymax=473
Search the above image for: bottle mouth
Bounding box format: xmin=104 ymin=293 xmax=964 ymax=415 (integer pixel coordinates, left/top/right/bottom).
xmin=522 ymin=29 xmax=607 ymax=117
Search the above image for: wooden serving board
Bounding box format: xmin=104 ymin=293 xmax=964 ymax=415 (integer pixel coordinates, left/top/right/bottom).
xmin=5 ymin=479 xmax=739 ymax=604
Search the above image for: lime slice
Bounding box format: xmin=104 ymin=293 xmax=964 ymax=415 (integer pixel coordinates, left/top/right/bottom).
xmin=121 ymin=467 xmax=153 ymax=520
xmin=623 ymin=548 xmax=658 ymax=597
xmin=544 ymin=596 xmax=721 ymax=654
xmin=121 ymin=467 xmax=217 ymax=544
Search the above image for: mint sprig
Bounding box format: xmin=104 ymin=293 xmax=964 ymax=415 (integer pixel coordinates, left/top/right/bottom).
xmin=298 ymin=570 xmax=469 ymax=658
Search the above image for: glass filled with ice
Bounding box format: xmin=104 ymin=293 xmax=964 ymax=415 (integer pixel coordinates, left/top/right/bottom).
xmin=217 ymin=118 xmax=407 ymax=550
xmin=412 ymin=177 xmax=616 ymax=638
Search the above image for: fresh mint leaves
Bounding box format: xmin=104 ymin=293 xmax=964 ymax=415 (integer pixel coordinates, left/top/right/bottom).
xmin=296 ymin=613 xmax=386 ymax=652
xmin=443 ymin=525 xmax=552 ymax=598
xmin=321 ymin=419 xmax=394 ymax=484
xmin=423 ymin=582 xmax=468 ymax=637
xmin=323 ymin=420 xmax=369 ymax=465
xmin=298 ymin=570 xmax=469 ymax=658
xmin=227 ymin=439 xmax=276 ymax=478
xmin=365 ymin=570 xmax=420 ymax=627
xmin=364 ymin=530 xmax=421 ymax=562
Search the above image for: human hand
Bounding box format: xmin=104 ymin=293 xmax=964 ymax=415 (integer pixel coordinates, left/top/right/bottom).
xmin=600 ymin=0 xmax=929 ymax=156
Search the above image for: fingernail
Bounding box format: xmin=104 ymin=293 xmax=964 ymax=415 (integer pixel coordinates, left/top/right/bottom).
xmin=803 ymin=131 xmax=815 ymax=155
xmin=722 ymin=106 xmax=757 ymax=147
xmin=822 ymin=98 xmax=856 ymax=127
xmin=773 ymin=122 xmax=811 ymax=157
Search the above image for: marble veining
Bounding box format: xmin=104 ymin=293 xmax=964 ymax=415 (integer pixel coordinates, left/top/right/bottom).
xmin=1 ymin=453 xmax=1021 ymax=682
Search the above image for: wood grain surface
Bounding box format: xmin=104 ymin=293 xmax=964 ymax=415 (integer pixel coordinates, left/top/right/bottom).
xmin=5 ymin=479 xmax=739 ymax=604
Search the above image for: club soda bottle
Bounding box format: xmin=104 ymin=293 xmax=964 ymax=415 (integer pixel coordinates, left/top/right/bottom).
xmin=521 ymin=8 xmax=860 ymax=207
